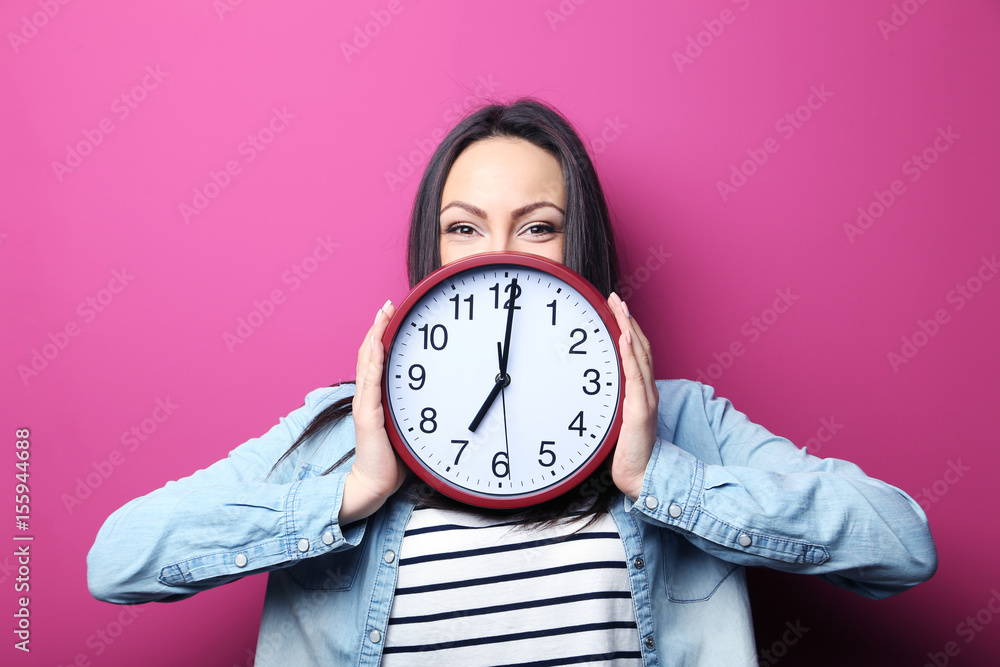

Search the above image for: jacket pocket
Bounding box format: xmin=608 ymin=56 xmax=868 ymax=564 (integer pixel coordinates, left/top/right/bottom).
xmin=660 ymin=530 xmax=738 ymax=603
xmin=284 ymin=546 xmax=365 ymax=591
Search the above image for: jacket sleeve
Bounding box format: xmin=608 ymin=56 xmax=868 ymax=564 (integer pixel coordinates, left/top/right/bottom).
xmin=627 ymin=380 xmax=938 ymax=599
xmin=86 ymin=385 xmax=367 ymax=605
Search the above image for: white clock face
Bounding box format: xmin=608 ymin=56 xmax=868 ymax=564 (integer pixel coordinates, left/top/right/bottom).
xmin=384 ymin=261 xmax=622 ymax=505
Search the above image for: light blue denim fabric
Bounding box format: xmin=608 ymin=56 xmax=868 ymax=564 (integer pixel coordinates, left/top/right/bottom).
xmin=87 ymin=380 xmax=937 ymax=666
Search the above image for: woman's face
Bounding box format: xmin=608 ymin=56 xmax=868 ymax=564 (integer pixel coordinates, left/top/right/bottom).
xmin=439 ymin=137 xmax=566 ymax=266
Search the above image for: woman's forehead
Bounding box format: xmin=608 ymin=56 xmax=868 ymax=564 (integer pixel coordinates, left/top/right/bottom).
xmin=442 ymin=138 xmax=565 ymax=208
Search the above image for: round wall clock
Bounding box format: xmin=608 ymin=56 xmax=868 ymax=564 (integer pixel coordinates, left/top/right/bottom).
xmin=380 ymin=251 xmax=625 ymax=509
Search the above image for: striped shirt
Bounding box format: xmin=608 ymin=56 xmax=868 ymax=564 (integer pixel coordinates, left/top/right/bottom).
xmin=382 ymin=505 xmax=643 ymax=666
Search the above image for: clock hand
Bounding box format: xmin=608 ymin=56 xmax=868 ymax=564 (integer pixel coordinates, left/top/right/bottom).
xmin=499 ymin=277 xmax=519 ymax=376
xmin=500 ymin=372 xmax=511 ymax=480
xmin=468 ymin=343 xmax=507 ymax=433
xmin=469 ymin=375 xmax=504 ymax=433
xmin=497 ymin=283 xmax=517 ymax=480
xmin=470 ymin=280 xmax=518 ymax=433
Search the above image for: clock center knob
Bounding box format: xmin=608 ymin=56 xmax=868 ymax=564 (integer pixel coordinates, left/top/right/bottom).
xmin=495 ymin=372 xmax=511 ymax=387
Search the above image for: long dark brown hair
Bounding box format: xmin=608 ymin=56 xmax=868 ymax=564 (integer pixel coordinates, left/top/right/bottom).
xmin=266 ymin=98 xmax=623 ymax=528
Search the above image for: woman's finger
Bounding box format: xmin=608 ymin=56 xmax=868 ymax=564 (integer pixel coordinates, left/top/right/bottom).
xmin=358 ymin=316 xmax=386 ymax=422
xmin=608 ymin=295 xmax=649 ymax=394
xmin=619 ymin=328 xmax=647 ymax=396
xmin=609 ymin=293 xmax=658 ymax=409
xmin=609 ymin=294 xmax=650 ymax=371
xmin=355 ymin=300 xmax=393 ymax=413
xmin=354 ymin=320 xmax=377 ymax=411
xmin=625 ymin=312 xmax=657 ymax=405
xmin=356 ymin=314 xmax=378 ymax=388
xmin=624 ymin=301 xmax=653 ymax=359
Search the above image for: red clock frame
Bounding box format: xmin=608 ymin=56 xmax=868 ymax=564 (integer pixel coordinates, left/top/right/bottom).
xmin=380 ymin=251 xmax=626 ymax=509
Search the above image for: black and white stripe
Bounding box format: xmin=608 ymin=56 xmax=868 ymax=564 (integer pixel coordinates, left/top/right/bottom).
xmin=382 ymin=506 xmax=642 ymax=666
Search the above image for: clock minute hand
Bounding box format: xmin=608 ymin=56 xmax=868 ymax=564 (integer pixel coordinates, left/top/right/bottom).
xmin=470 ymin=279 xmax=519 ymax=434
xmin=497 ymin=279 xmax=517 ymax=481
xmin=499 ymin=277 xmax=518 ymax=376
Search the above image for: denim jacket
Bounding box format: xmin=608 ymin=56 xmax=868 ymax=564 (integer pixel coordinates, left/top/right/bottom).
xmin=87 ymin=380 xmax=937 ymax=666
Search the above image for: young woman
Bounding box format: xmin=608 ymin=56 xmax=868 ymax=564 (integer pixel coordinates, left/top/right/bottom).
xmin=88 ymin=99 xmax=937 ymax=666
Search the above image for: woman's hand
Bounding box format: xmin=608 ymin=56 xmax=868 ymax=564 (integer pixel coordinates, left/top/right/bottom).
xmin=607 ymin=292 xmax=659 ymax=502
xmin=339 ymin=300 xmax=410 ymax=525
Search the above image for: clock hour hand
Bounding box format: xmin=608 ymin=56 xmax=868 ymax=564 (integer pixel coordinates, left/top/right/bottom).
xmin=469 ymin=342 xmax=509 ymax=433
xmin=469 ymin=376 xmax=503 ymax=433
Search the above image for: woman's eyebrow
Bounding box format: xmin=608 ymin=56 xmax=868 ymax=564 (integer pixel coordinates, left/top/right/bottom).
xmin=440 ymin=201 xmax=565 ymax=220
xmin=440 ymin=201 xmax=488 ymax=218
xmin=511 ymin=201 xmax=565 ymax=219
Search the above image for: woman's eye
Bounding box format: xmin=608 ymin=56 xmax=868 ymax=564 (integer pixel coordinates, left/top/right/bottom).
xmin=524 ymin=223 xmax=556 ymax=236
xmin=445 ymin=223 xmax=476 ymax=236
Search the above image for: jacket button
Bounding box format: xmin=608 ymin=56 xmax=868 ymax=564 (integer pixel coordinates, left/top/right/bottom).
xmin=644 ymin=496 xmax=658 ymax=510
xmin=297 ymin=538 xmax=310 ymax=552
xmin=645 ymin=636 xmax=656 ymax=649
xmin=738 ymin=533 xmax=752 ymax=547
xmin=633 ymin=557 xmax=645 ymax=570
xmin=234 ymin=553 xmax=248 ymax=568
xmin=369 ymin=629 xmax=382 ymax=643
xmin=321 ymin=531 xmax=334 ymax=546
xmin=668 ymin=504 xmax=682 ymax=518
xmin=384 ymin=550 xmax=396 ymax=564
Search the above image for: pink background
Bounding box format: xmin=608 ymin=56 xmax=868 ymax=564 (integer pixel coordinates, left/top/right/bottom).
xmin=2 ymin=1 xmax=998 ymax=665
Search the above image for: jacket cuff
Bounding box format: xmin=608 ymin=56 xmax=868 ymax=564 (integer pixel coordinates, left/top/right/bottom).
xmin=158 ymin=473 xmax=365 ymax=586
xmin=625 ymin=437 xmax=705 ymax=533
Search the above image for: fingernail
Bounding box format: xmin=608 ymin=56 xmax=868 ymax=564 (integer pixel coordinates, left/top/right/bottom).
xmin=622 ymin=301 xmax=631 ymax=319
xmin=383 ymin=299 xmax=392 ymax=310
xmin=625 ymin=329 xmax=633 ymax=345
